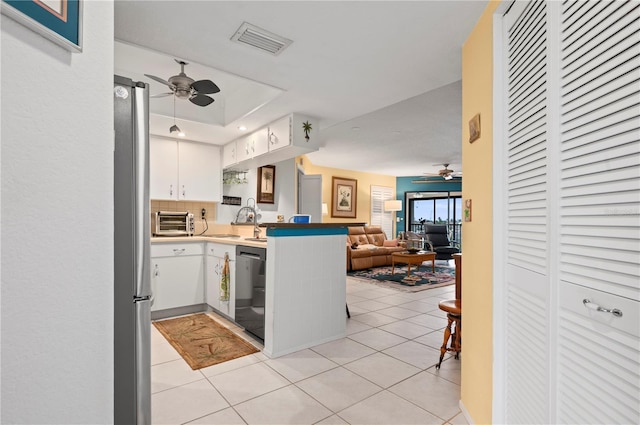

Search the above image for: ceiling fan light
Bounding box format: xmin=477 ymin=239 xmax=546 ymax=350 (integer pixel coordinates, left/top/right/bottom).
xmin=444 ymin=174 xmax=453 ymax=180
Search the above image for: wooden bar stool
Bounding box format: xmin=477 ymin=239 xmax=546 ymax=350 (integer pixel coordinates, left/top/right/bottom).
xmin=436 ymin=253 xmax=462 ymax=369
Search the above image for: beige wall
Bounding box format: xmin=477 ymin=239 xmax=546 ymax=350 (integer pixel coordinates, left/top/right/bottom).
xmin=461 ymin=1 xmax=500 ymax=423
xmin=298 ymin=156 xmax=396 ymax=232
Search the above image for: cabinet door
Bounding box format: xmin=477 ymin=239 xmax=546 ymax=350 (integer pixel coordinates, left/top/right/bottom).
xmin=205 ymin=253 xmax=221 ymax=312
xmin=252 ymin=127 xmax=269 ymax=157
xmin=222 ymin=141 xmax=237 ymax=168
xmin=150 ymin=138 xmax=178 ymax=200
xmin=233 ymin=134 xmax=249 ymax=163
xmin=268 ymin=115 xmax=291 ymax=152
xmin=205 ymin=243 xmax=236 ymax=319
xmin=151 ymin=255 xmax=204 ymax=311
xmin=178 ymin=141 xmax=221 ymax=201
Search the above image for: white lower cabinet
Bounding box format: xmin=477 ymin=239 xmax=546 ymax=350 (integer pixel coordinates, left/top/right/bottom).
xmin=205 ymin=243 xmax=236 ymax=319
xmin=151 ymin=243 xmax=204 ymax=312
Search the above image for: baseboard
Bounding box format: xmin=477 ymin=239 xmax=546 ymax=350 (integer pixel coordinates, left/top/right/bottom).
xmin=459 ymin=399 xmax=474 ymax=425
xmin=151 ymin=303 xmax=206 ymax=320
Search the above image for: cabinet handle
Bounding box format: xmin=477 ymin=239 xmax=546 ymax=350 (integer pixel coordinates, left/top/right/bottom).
xmin=182 ymin=185 xmax=185 ymax=197
xmin=170 ymin=184 xmax=173 ymax=196
xmin=173 ymin=248 xmax=186 ymax=255
xmin=245 ymin=143 xmax=249 ymax=155
xmin=269 ymin=131 xmax=278 ymax=145
xmin=583 ymin=299 xmax=623 ymax=317
xmin=154 ymin=264 xmax=159 ymax=277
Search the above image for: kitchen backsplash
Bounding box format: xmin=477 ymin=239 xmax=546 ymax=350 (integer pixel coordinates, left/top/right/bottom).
xmin=150 ymin=200 xmax=217 ymax=235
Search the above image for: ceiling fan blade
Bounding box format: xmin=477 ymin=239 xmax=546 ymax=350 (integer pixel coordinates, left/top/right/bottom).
xmin=192 ymin=79 xmax=220 ymax=94
xmin=144 ymin=74 xmax=175 ymax=89
xmin=150 ymin=92 xmax=174 ymax=98
xmin=189 ymin=94 xmax=215 ymax=107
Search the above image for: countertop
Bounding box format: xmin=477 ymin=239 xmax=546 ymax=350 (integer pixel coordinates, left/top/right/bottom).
xmin=152 ymin=223 xmax=364 ymax=248
xmin=151 ymin=235 xmax=268 ymax=248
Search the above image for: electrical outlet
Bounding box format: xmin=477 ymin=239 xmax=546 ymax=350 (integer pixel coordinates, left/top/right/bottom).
xmin=201 ymin=208 xmax=206 ymax=219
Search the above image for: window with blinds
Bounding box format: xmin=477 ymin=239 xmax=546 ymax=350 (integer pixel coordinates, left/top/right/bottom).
xmin=370 ymin=186 xmax=393 ymax=239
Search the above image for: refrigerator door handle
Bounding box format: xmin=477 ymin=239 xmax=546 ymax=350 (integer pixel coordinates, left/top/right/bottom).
xmin=134 ymin=84 xmax=151 ymax=298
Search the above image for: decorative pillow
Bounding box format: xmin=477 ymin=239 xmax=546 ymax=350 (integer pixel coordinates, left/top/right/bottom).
xmin=383 ymin=239 xmax=398 ymax=247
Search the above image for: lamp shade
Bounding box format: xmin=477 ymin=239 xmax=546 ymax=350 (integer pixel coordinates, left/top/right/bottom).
xmin=384 ymin=200 xmax=402 ymax=212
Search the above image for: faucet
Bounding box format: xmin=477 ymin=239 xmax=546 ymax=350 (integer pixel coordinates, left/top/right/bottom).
xmin=233 ymin=205 xmax=261 ymax=239
xmin=253 ymin=222 xmax=261 ymax=239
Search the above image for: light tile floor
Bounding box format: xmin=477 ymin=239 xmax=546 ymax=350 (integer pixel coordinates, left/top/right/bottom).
xmin=151 ymin=273 xmax=467 ymax=425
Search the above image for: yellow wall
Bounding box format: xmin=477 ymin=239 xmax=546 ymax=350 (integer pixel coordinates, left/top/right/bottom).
xmin=298 ymin=156 xmax=396 ymax=231
xmin=461 ymin=2 xmax=499 ymax=423
xmin=460 ymin=1 xmax=499 ymax=424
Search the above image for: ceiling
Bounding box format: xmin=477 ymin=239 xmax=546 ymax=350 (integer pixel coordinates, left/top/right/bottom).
xmin=114 ymin=1 xmax=488 ymax=177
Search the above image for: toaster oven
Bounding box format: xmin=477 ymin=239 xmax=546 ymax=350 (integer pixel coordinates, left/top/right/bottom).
xmin=152 ymin=211 xmax=195 ymax=236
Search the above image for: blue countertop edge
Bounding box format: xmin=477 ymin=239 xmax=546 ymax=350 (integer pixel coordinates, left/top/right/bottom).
xmin=265 ymin=223 xmax=359 ymax=237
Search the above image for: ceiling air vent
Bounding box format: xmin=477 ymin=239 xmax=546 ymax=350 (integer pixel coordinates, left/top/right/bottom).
xmin=231 ymin=22 xmax=292 ymax=56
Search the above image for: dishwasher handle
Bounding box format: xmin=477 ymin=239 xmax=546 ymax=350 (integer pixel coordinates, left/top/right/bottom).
xmin=238 ymin=252 xmax=262 ymax=260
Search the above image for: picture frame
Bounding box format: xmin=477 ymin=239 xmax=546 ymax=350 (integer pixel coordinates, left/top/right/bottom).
xmin=1 ymin=0 xmax=82 ymax=52
xmin=257 ymin=165 xmax=276 ymax=204
xmin=469 ymin=113 xmax=481 ymax=143
xmin=331 ymin=177 xmax=357 ymax=218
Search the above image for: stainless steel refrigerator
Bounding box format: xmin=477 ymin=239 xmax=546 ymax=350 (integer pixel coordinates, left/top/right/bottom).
xmin=114 ymin=75 xmax=151 ymax=425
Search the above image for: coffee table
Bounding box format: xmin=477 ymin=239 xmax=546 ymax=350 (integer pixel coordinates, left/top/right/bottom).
xmin=391 ymin=251 xmax=436 ymax=277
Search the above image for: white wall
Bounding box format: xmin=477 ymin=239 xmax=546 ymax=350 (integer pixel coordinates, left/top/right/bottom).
xmin=1 ymin=2 xmax=114 ymax=423
xmin=218 ymin=158 xmax=297 ymax=225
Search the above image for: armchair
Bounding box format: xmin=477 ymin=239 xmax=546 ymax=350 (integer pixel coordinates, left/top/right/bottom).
xmin=423 ymin=224 xmax=460 ymax=260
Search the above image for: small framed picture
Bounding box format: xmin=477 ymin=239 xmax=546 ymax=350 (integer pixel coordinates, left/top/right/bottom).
xmin=257 ymin=165 xmax=276 ymax=204
xmin=469 ymin=113 xmax=481 ymax=143
xmin=331 ymin=177 xmax=357 ymax=218
xmin=1 ymin=0 xmax=83 ymax=52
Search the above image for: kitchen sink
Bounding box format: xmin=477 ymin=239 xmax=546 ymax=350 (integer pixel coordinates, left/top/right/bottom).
xmin=244 ymin=237 xmax=267 ymax=242
xmin=208 ymin=234 xmax=241 ymax=238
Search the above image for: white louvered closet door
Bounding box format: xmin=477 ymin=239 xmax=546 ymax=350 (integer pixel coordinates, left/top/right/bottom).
xmin=370 ymin=186 xmax=394 ymax=239
xmin=501 ymin=1 xmax=640 ymax=424
xmin=504 ymin=1 xmax=551 ymax=423
xmin=557 ymin=1 xmax=640 ymax=423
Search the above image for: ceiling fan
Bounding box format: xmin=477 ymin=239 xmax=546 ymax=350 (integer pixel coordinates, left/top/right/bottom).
xmin=422 ymin=164 xmax=462 ymax=180
xmin=144 ymin=59 xmax=220 ymax=107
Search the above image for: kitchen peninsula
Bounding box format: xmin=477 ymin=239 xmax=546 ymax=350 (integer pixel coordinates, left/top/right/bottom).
xmin=151 ymin=222 xmax=357 ymax=358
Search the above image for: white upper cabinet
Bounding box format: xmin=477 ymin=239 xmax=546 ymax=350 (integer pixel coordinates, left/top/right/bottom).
xmin=178 ymin=141 xmax=221 ymax=201
xmin=222 ymin=140 xmax=237 ymax=169
xmin=252 ymin=127 xmax=270 ymax=157
xmin=235 ymin=133 xmax=253 ymax=163
xmin=222 ymin=113 xmax=319 ymax=170
xmin=150 ymin=138 xmax=179 ymax=200
xmin=267 ymin=115 xmax=291 ymax=152
xmin=150 ymin=137 xmax=221 ymax=202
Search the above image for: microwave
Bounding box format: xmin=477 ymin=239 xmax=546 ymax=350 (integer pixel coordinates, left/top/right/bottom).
xmin=152 ymin=211 xmax=195 ymax=236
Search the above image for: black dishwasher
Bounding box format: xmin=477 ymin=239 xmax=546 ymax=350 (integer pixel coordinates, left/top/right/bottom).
xmin=235 ymin=245 xmax=266 ymax=341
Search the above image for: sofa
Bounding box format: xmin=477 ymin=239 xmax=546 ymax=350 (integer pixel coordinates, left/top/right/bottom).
xmin=346 ymin=226 xmax=406 ymax=271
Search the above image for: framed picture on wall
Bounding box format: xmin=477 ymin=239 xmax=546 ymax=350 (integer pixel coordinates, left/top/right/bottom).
xmin=257 ymin=165 xmax=276 ymax=204
xmin=331 ymin=176 xmax=357 ymax=218
xmin=1 ymin=0 xmax=83 ymax=52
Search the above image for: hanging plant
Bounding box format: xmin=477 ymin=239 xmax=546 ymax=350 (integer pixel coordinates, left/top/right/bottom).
xmin=302 ymin=121 xmax=312 ymax=141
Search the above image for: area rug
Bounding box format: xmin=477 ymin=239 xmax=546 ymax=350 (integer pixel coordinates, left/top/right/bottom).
xmin=348 ymin=265 xmax=455 ymax=292
xmin=153 ymin=313 xmax=259 ymax=370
